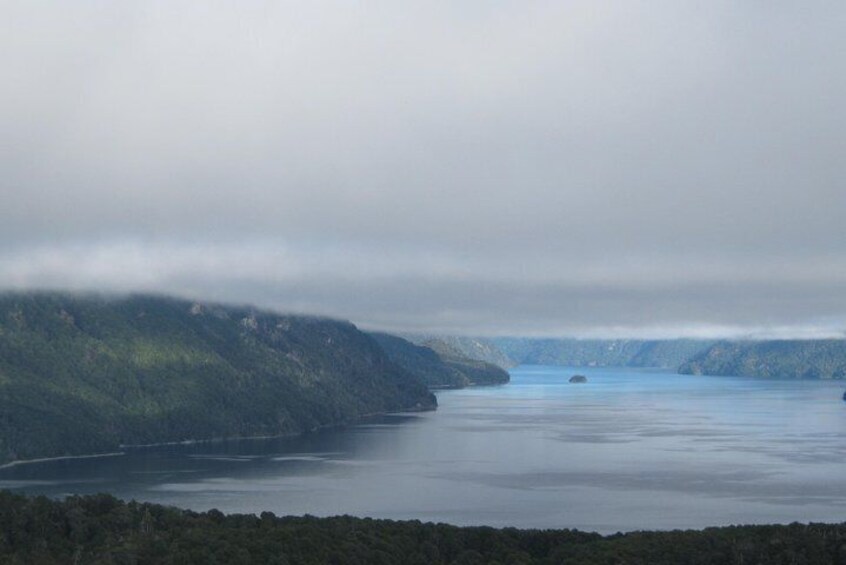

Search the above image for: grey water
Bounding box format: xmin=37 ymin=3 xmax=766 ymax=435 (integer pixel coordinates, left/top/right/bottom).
xmin=3 ymin=365 xmax=846 ymax=533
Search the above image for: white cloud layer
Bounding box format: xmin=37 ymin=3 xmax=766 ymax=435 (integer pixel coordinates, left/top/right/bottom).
xmin=1 ymin=1 xmax=845 ymax=337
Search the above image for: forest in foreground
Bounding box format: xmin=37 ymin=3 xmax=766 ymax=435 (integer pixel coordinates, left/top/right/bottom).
xmin=1 ymin=491 xmax=844 ymax=564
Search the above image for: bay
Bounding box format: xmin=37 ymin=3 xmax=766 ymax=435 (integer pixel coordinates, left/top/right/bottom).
xmin=3 ymin=365 xmax=846 ymax=533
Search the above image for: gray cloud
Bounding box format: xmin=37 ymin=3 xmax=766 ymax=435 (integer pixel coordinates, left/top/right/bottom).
xmin=2 ymin=1 xmax=845 ymax=337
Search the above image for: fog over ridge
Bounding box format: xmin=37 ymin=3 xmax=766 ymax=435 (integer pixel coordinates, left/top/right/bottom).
xmin=2 ymin=1 xmax=845 ymax=338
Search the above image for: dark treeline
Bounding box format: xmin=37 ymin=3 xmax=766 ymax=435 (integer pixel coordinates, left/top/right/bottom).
xmin=2 ymin=491 xmax=845 ymax=564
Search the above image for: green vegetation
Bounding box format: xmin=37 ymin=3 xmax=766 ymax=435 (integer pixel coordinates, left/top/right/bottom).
xmin=0 ymin=293 xmax=435 ymax=466
xmin=369 ymin=333 xmax=509 ymax=388
xmin=493 ymin=338 xmax=715 ymax=368
xmin=1 ymin=491 xmax=845 ymax=564
xmin=680 ymin=340 xmax=846 ymax=379
xmin=402 ymin=335 xmax=517 ymax=369
xmin=422 ymin=338 xmax=510 ymax=386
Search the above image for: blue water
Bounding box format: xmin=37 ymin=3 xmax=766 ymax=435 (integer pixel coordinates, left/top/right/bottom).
xmin=2 ymin=366 xmax=846 ymax=533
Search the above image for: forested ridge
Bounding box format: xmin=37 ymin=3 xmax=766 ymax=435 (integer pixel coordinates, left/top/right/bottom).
xmin=0 ymin=293 xmax=435 ymax=466
xmin=1 ymin=491 xmax=845 ymax=564
xmin=370 ymin=333 xmax=510 ymax=388
xmin=679 ymin=340 xmax=846 ymax=379
xmin=408 ymin=336 xmax=846 ymax=381
xmin=399 ymin=335 xmax=517 ymax=369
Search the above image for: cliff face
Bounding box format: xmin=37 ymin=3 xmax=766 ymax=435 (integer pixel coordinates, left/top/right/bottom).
xmin=679 ymin=339 xmax=846 ymax=379
xmin=0 ymin=293 xmax=435 ymax=465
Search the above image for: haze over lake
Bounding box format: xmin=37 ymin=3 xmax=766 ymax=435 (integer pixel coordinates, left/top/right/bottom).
xmin=3 ymin=366 xmax=846 ymax=534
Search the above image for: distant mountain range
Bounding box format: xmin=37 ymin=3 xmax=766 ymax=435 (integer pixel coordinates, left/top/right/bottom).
xmin=390 ymin=334 xmax=718 ymax=371
xmin=486 ymin=338 xmax=716 ymax=369
xmin=680 ymin=340 xmax=846 ymax=379
xmin=414 ymin=336 xmax=846 ymax=380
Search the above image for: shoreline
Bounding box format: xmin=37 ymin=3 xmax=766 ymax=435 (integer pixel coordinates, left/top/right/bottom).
xmin=428 ymin=381 xmax=509 ymax=390
xmin=121 ymin=408 xmax=435 ymax=450
xmin=0 ymin=402 xmax=437 ymax=470
xmin=0 ymin=451 xmax=125 ymax=471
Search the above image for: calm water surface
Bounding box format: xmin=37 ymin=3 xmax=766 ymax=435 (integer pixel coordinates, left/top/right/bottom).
xmin=3 ymin=366 xmax=846 ymax=533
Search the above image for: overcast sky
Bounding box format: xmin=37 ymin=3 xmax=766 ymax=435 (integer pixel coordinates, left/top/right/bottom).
xmin=2 ymin=1 xmax=845 ymax=338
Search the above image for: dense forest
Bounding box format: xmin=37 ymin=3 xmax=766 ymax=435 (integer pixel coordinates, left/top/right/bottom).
xmin=0 ymin=293 xmax=435 ymax=466
xmin=369 ymin=333 xmax=509 ymax=388
xmin=492 ymin=338 xmax=714 ymax=369
xmin=1 ymin=491 xmax=844 ymax=564
xmin=680 ymin=340 xmax=846 ymax=379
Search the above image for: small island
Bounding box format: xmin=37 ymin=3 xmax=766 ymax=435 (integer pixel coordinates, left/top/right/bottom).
xmin=569 ymin=375 xmax=588 ymax=383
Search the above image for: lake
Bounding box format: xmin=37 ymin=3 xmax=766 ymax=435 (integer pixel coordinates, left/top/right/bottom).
xmin=2 ymin=365 xmax=846 ymax=533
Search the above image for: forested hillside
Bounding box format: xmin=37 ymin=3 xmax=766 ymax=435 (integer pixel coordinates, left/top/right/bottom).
xmin=400 ymin=334 xmax=516 ymax=369
xmin=0 ymin=293 xmax=435 ymax=466
xmin=369 ymin=333 xmax=509 ymax=387
xmin=493 ymin=338 xmax=714 ymax=368
xmin=1 ymin=491 xmax=844 ymax=564
xmin=679 ymin=339 xmax=846 ymax=379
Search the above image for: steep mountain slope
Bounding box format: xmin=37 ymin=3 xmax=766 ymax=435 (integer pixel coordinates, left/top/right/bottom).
xmin=679 ymin=339 xmax=846 ymax=379
xmin=370 ymin=333 xmax=509 ymax=387
xmin=401 ymin=334 xmax=516 ymax=369
xmin=449 ymin=336 xmax=517 ymax=368
xmin=0 ymin=293 xmax=435 ymax=465
xmin=493 ymin=338 xmax=714 ymax=368
xmin=422 ymin=338 xmax=510 ymax=386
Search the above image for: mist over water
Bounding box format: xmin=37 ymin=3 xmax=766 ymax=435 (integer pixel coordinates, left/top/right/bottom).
xmin=3 ymin=366 xmax=846 ymax=533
